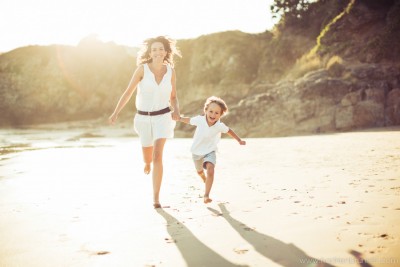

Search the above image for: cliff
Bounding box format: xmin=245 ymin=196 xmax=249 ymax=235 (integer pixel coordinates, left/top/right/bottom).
xmin=0 ymin=0 xmax=399 ymax=137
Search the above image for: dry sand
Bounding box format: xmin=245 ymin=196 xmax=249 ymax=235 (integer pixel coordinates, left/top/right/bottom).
xmin=0 ymin=125 xmax=399 ymax=267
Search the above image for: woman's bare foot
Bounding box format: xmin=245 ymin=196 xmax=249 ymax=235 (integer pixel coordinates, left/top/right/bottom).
xmin=153 ymin=203 xmax=161 ymax=209
xmin=144 ymin=164 xmax=151 ymax=175
xmin=197 ymin=171 xmax=206 ymax=183
xmin=204 ymin=195 xmax=212 ymax=204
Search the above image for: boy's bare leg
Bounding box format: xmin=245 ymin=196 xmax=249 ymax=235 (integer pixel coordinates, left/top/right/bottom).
xmin=197 ymin=170 xmax=206 ymax=183
xmin=204 ymin=162 xmax=214 ymax=203
xmin=142 ymin=146 xmax=153 ymax=175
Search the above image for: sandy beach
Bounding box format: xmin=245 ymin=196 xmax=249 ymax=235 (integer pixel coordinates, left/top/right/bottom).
xmin=0 ymin=124 xmax=399 ymax=267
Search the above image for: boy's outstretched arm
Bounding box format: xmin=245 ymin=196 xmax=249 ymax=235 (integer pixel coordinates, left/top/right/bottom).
xmin=227 ymin=129 xmax=246 ymax=145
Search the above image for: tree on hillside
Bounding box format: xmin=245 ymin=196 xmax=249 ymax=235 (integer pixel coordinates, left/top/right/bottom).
xmin=269 ymin=0 xmax=349 ymax=31
xmin=270 ymin=0 xmax=311 ymax=22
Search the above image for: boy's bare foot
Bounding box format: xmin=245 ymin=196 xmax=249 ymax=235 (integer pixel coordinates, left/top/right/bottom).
xmin=144 ymin=164 xmax=151 ymax=175
xmin=197 ymin=171 xmax=206 ymax=183
xmin=204 ymin=196 xmax=212 ymax=204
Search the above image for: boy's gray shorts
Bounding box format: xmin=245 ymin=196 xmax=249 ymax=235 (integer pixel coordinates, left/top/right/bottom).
xmin=192 ymin=151 xmax=216 ymax=171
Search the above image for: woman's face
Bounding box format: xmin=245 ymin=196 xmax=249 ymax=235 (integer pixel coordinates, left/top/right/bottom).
xmin=205 ymin=102 xmax=223 ymax=125
xmin=149 ymin=42 xmax=166 ymax=63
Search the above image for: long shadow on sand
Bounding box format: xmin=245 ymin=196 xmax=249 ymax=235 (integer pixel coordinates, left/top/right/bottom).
xmin=208 ymin=203 xmax=336 ymax=267
xmin=156 ymin=208 xmax=247 ymax=267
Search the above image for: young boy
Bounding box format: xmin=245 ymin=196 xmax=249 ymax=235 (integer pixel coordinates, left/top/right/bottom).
xmin=178 ymin=96 xmax=246 ymax=203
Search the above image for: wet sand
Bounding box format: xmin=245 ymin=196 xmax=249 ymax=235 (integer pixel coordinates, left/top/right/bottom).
xmin=0 ymin=124 xmax=399 ymax=267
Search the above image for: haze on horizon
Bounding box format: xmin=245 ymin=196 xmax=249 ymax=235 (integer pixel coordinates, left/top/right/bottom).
xmin=1 ymin=0 xmax=276 ymax=53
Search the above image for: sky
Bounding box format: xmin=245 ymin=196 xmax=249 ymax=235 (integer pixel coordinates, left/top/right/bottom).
xmin=1 ymin=0 xmax=276 ymax=53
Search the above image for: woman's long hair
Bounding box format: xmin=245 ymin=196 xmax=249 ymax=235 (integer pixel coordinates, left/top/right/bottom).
xmin=136 ymin=36 xmax=181 ymax=67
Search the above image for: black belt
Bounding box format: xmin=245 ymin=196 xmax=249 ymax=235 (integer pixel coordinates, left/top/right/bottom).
xmin=137 ymin=107 xmax=171 ymax=116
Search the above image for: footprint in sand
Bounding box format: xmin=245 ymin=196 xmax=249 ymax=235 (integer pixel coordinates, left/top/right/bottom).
xmin=81 ymin=246 xmax=110 ymax=256
xmin=234 ymin=248 xmax=249 ymax=254
xmin=165 ymin=237 xmax=177 ymax=243
xmin=95 ymin=251 xmax=110 ymax=255
xmin=377 ymin=233 xmax=389 ymax=239
xmin=233 ymin=244 xmax=250 ymax=254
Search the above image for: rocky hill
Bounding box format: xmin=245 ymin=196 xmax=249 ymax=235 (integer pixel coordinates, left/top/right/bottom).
xmin=0 ymin=0 xmax=399 ymax=137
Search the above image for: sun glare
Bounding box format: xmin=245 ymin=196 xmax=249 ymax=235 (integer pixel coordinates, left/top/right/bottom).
xmin=1 ymin=0 xmax=274 ymax=52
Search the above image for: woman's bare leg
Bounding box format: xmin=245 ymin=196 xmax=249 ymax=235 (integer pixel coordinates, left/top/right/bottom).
xmin=142 ymin=146 xmax=153 ymax=174
xmin=152 ymin=138 xmax=167 ymax=207
xmin=204 ymin=162 xmax=214 ymax=203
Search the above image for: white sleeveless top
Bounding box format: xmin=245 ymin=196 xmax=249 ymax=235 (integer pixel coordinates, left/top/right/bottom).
xmin=136 ymin=63 xmax=172 ymax=112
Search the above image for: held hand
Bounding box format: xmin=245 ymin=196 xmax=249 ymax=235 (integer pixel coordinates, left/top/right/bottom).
xmin=239 ymin=140 xmax=246 ymax=145
xmin=108 ymin=113 xmax=118 ymax=125
xmin=171 ymin=110 xmax=180 ymax=121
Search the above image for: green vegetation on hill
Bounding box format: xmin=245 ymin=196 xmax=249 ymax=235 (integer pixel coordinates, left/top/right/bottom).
xmin=0 ymin=0 xmax=399 ymax=136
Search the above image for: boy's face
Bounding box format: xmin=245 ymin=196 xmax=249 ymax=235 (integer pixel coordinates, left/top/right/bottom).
xmin=205 ymin=102 xmax=223 ymax=125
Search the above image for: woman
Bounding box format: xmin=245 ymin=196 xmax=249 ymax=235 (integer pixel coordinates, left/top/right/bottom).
xmin=109 ymin=36 xmax=181 ymax=208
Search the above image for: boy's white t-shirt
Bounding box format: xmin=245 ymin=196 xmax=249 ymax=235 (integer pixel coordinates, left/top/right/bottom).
xmin=190 ymin=115 xmax=229 ymax=155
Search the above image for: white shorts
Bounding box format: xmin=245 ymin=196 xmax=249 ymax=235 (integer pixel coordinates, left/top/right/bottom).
xmin=133 ymin=112 xmax=176 ymax=147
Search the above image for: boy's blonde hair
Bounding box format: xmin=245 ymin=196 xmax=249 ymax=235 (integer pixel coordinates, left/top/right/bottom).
xmin=204 ymin=96 xmax=228 ymax=116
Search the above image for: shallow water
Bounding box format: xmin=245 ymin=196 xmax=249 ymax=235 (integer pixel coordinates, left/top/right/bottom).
xmin=0 ymin=120 xmax=135 ymax=159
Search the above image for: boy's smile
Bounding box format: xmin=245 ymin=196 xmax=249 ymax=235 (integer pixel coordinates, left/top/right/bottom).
xmin=205 ymin=102 xmax=222 ymax=126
